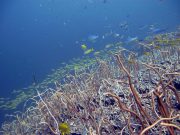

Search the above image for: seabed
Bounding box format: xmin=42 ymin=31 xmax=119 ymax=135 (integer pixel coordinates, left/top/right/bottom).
xmin=0 ymin=31 xmax=180 ymax=135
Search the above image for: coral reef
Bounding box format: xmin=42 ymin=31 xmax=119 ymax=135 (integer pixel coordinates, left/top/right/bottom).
xmin=1 ymin=32 xmax=180 ymax=135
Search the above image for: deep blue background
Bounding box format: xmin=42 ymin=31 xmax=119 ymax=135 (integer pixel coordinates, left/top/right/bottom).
xmin=0 ymin=0 xmax=180 ymax=126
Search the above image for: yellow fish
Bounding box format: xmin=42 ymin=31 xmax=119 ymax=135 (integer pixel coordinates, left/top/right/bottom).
xmin=154 ymin=46 xmax=161 ymax=50
xmin=81 ymin=44 xmax=87 ymax=50
xmin=144 ymin=52 xmax=150 ymax=56
xmin=84 ymin=48 xmax=94 ymax=55
xmin=59 ymin=122 xmax=70 ymax=135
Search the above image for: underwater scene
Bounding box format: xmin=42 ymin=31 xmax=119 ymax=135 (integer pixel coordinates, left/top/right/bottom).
xmin=0 ymin=0 xmax=180 ymax=134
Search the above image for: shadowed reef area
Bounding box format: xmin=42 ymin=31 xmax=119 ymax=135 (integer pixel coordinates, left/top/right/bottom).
xmin=1 ymin=30 xmax=180 ymax=135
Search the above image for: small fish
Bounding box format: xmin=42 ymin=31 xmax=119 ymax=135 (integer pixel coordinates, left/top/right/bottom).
xmin=59 ymin=122 xmax=70 ymax=135
xmin=102 ymin=35 xmax=105 ymax=39
xmin=32 ymin=73 xmax=37 ymax=85
xmin=151 ymin=28 xmax=167 ymax=34
xmin=81 ymin=44 xmax=87 ymax=50
xmin=126 ymin=36 xmax=138 ymax=43
xmin=144 ymin=52 xmax=151 ymax=56
xmin=105 ymin=44 xmax=113 ymax=48
xmin=84 ymin=48 xmax=94 ymax=55
xmin=119 ymin=21 xmax=128 ymax=30
xmin=94 ymin=51 xmax=100 ymax=55
xmin=154 ymin=46 xmax=161 ymax=50
xmin=88 ymin=35 xmax=99 ymax=42
xmin=113 ymin=33 xmax=120 ymax=37
xmin=139 ymin=25 xmax=148 ymax=30
xmin=75 ymin=41 xmax=79 ymax=44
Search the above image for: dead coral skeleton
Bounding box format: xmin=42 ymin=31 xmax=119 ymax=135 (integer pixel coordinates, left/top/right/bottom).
xmin=1 ymin=33 xmax=180 ymax=135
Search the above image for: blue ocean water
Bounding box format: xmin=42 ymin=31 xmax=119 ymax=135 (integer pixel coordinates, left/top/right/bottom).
xmin=0 ymin=0 xmax=180 ymax=126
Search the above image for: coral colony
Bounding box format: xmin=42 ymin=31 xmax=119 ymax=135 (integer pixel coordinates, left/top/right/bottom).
xmin=1 ymin=31 xmax=180 ymax=135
